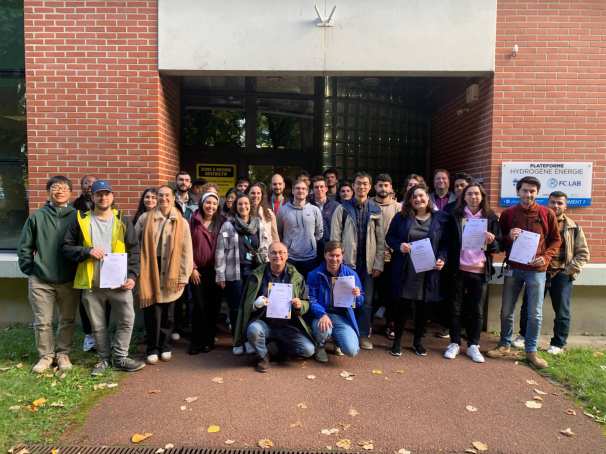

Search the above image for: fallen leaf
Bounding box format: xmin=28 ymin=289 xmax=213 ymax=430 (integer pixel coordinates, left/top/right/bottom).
xmin=394 ymin=369 xmax=405 ymax=374
xmin=297 ymin=402 xmax=308 ymax=409
xmin=533 ymin=388 xmax=547 ymax=395
xmin=525 ymin=400 xmax=543 ymax=409
xmin=358 ymin=440 xmax=374 ymax=450
xmin=464 ymin=449 xmax=477 ymax=454
xmin=397 ymin=450 xmax=411 ymax=454
xmin=583 ymin=411 xmax=595 ymax=419
xmin=50 ymin=402 xmax=65 ymax=408
xmin=32 ymin=397 xmax=47 ymax=408
xmin=224 ymin=440 xmax=235 ymax=445
xmin=348 ymin=408 xmax=359 ymax=417
xmin=600 ymin=365 xmax=606 ymax=371
xmin=257 ymin=438 xmax=274 ymax=448
xmin=472 ymin=441 xmax=488 ymax=452
xmin=533 ymin=396 xmax=544 ymax=402
xmin=164 ymin=444 xmax=174 ymax=449
xmin=211 ymin=377 xmax=224 ymax=384
xmin=465 ymin=405 xmax=478 ymax=413
xmin=207 ymin=425 xmax=221 ymax=433
xmin=526 ymin=379 xmax=538 ymax=386
xmin=7 ymin=447 xmax=29 ymax=454
xmin=51 ymin=449 xmax=59 ymax=454
xmin=336 ymin=439 xmax=352 ymax=449
xmin=560 ymin=427 xmax=575 ymax=437
xmin=371 ymin=369 xmax=383 ymax=375
xmin=337 ymin=422 xmax=351 ymax=430
xmin=321 ymin=428 xmax=339 ymax=435
xmin=9 ymin=405 xmax=21 ymax=412
xmin=131 ymin=432 xmax=153 ymax=443
xmin=185 ymin=396 xmax=199 ymax=403
xmin=289 ymin=421 xmax=303 ymax=428
xmin=93 ymin=383 xmax=107 ymax=390
xmin=106 ymin=383 xmax=118 ymax=389
xmin=148 ymin=389 xmax=161 ymax=394
xmin=180 ymin=405 xmax=187 ymax=411
xmin=565 ymin=409 xmax=576 ymax=416
xmin=514 ymin=361 xmax=519 ymax=365
xmin=15 ymin=363 xmax=23 ymax=369
xmin=593 ymin=351 xmax=604 ymax=358
xmin=0 ymin=367 xmax=12 ymax=372
xmin=155 ymin=449 xmax=164 ymax=454
xmin=306 ymin=374 xmax=317 ymax=380
xmin=339 ymin=370 xmax=355 ymax=380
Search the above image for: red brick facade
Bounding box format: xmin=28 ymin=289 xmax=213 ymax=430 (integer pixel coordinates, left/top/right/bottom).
xmin=24 ymin=0 xmax=180 ymax=212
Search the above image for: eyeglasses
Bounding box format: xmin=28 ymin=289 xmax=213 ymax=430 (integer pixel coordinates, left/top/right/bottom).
xmin=49 ymin=184 xmax=70 ymax=193
xmin=269 ymin=251 xmax=287 ymax=256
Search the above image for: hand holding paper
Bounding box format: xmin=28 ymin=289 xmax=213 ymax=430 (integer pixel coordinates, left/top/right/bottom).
xmin=100 ymin=253 xmax=128 ymax=289
xmin=509 ymin=230 xmax=541 ymax=264
xmin=266 ymin=283 xmax=293 ymax=319
xmin=410 ymin=238 xmax=436 ymax=273
xmin=333 ymin=275 xmax=357 ymax=308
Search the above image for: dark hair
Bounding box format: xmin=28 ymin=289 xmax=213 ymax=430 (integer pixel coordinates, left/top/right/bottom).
xmin=133 ymin=187 xmax=158 ymax=224
xmin=453 ymin=172 xmax=473 ymax=184
xmin=158 ymin=184 xmax=175 ymax=195
xmin=197 ymin=193 xmax=222 ymax=232
xmin=223 ymin=187 xmax=238 ymax=214
xmin=338 ymin=180 xmax=354 ymax=201
xmin=311 ymin=175 xmax=325 ymax=185
xmin=400 ymin=173 xmax=426 ymax=200
xmin=353 ymin=171 xmax=372 ymax=185
xmin=79 ymin=175 xmax=95 ymax=187
xmin=200 ymin=182 xmax=219 ymax=194
xmin=516 ymin=176 xmax=541 ymax=192
xmin=236 ymin=176 xmax=250 ymax=185
xmin=549 ymin=191 xmax=568 ymax=201
xmin=433 ymin=168 xmax=450 ymax=180
xmin=46 ymin=175 xmax=73 ymax=191
xmin=453 ymin=183 xmax=494 ymax=218
xmin=323 ymin=167 xmax=338 ymax=178
xmin=175 ymin=170 xmax=191 ymax=180
xmin=248 ymin=182 xmax=273 ymax=221
xmin=376 ymin=173 xmax=392 ymax=184
xmin=402 ymin=184 xmax=434 ymax=217
xmin=296 ymin=170 xmax=311 ymax=179
xmin=192 ymin=178 xmax=207 ymax=187
xmin=232 ymin=193 xmax=252 ymax=218
xmin=324 ymin=240 xmax=343 ymax=255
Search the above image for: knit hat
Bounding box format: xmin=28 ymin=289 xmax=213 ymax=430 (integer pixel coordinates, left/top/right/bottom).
xmin=201 ymin=192 xmax=220 ymax=204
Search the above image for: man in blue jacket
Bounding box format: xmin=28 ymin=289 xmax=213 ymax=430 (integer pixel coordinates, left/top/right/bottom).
xmin=307 ymin=241 xmax=364 ymax=363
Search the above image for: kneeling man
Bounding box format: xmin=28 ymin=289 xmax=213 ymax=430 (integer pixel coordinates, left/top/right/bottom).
xmin=235 ymin=241 xmax=315 ymax=373
xmin=308 ymin=241 xmax=363 ymax=363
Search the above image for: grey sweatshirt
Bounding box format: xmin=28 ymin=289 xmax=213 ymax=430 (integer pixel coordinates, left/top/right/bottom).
xmin=277 ymin=201 xmax=323 ymax=261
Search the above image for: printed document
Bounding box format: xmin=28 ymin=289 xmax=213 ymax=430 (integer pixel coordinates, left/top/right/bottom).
xmin=462 ymin=218 xmax=488 ymax=251
xmin=333 ymin=275 xmax=356 ymax=308
xmin=100 ymin=253 xmax=128 ymax=289
xmin=410 ymin=238 xmax=436 ymax=273
xmin=509 ymin=230 xmax=541 ymax=264
xmin=266 ymin=283 xmax=293 ymax=319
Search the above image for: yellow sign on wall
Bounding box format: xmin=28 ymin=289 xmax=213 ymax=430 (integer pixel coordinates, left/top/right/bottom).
xmin=196 ymin=164 xmax=237 ymax=195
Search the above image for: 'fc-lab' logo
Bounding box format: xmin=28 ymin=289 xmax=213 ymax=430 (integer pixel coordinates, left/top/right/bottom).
xmin=548 ymin=178 xmax=558 ymax=188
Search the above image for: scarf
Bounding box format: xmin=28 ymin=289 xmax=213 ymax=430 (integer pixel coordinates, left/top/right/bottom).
xmin=232 ymin=215 xmax=260 ymax=236
xmin=138 ymin=207 xmax=186 ymax=308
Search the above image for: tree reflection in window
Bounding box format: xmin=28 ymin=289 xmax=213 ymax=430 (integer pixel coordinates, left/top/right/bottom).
xmin=183 ymin=109 xmax=245 ymax=147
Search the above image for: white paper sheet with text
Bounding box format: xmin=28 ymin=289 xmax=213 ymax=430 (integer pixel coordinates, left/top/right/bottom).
xmin=266 ymin=283 xmax=293 ymax=319
xmin=462 ymin=218 xmax=488 ymax=251
xmin=333 ymin=275 xmax=356 ymax=308
xmin=100 ymin=253 xmax=128 ymax=289
xmin=509 ymin=230 xmax=541 ymax=264
xmin=410 ymin=238 xmax=436 ymax=273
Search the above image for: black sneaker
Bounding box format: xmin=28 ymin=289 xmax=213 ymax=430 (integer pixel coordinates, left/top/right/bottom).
xmin=390 ymin=344 xmax=402 ymax=357
xmin=113 ymin=357 xmax=145 ymax=372
xmin=255 ymin=355 xmax=270 ymax=373
xmin=91 ymin=360 xmax=110 ymax=376
xmin=413 ymin=343 xmax=427 ymax=357
xmin=314 ymin=347 xmax=329 ymax=363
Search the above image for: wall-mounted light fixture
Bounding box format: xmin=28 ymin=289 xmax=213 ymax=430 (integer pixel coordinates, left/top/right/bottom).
xmin=512 ymin=44 xmax=519 ymax=57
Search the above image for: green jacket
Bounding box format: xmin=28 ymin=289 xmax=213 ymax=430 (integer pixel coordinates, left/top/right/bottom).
xmin=17 ymin=202 xmax=77 ymax=284
xmin=233 ymin=263 xmax=312 ymax=346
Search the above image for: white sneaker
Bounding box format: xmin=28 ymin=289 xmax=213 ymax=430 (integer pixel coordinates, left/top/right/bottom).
xmin=466 ymin=344 xmax=485 ymax=363
xmin=160 ymin=351 xmax=172 ymax=361
xmin=82 ymin=334 xmax=96 ymax=352
xmin=443 ymin=343 xmax=460 ymax=359
xmin=547 ymin=345 xmax=564 ymax=355
xmin=512 ymin=335 xmax=525 ymax=349
xmin=244 ymin=342 xmax=256 ymax=354
xmin=146 ymin=354 xmax=159 ymax=364
xmin=232 ymin=346 xmax=244 ymax=356
xmin=170 ymin=332 xmax=181 ymax=341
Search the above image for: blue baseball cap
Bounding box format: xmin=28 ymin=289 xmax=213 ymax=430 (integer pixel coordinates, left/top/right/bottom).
xmin=91 ymin=180 xmax=113 ymax=193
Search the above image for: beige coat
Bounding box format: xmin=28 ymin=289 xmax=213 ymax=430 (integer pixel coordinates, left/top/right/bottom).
xmin=257 ymin=207 xmax=279 ymax=262
xmin=136 ymin=208 xmax=194 ymax=303
xmin=556 ymin=215 xmax=590 ymax=280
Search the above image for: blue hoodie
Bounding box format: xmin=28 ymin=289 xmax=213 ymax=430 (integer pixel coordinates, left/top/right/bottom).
xmin=307 ymin=262 xmax=364 ymax=335
xmin=277 ymin=201 xmax=323 ymax=261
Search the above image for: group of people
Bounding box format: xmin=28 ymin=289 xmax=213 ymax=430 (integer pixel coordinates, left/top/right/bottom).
xmin=17 ymin=166 xmax=589 ymax=375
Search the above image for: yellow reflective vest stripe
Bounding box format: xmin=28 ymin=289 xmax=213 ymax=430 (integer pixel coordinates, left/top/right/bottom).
xmin=73 ymin=209 xmax=126 ymax=289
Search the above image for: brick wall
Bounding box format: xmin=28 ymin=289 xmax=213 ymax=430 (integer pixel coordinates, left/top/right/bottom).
xmin=24 ymin=0 xmax=180 ymax=212
xmin=491 ymin=0 xmax=606 ymax=262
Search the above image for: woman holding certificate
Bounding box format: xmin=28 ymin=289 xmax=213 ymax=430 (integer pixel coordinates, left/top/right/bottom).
xmin=443 ymin=183 xmax=501 ymax=363
xmin=215 ymin=193 xmax=264 ymax=355
xmin=386 ymin=184 xmax=451 ymax=357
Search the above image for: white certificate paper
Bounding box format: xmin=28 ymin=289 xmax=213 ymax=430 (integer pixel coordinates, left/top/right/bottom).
xmin=462 ymin=218 xmax=488 ymax=251
xmin=509 ymin=230 xmax=541 ymax=264
xmin=266 ymin=283 xmax=293 ymax=319
xmin=410 ymin=238 xmax=436 ymax=273
xmin=100 ymin=253 xmax=128 ymax=289
xmin=333 ymin=275 xmax=356 ymax=308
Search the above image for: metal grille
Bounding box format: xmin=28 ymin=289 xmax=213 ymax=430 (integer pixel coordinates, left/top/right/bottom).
xmin=24 ymin=446 xmax=366 ymax=454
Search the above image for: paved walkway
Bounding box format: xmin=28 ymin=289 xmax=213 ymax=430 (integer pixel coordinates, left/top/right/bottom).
xmin=64 ymin=332 xmax=606 ymax=454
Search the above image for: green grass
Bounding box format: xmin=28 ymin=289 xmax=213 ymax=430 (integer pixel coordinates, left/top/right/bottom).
xmin=539 ymin=348 xmax=606 ymax=427
xmin=0 ymin=325 xmax=127 ymax=451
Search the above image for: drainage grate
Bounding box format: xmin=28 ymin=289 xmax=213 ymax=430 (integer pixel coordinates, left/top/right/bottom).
xmin=24 ymin=446 xmax=365 ymax=454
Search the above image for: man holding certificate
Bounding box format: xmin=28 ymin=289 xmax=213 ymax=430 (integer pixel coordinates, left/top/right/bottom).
xmin=234 ymin=242 xmax=315 ymax=373
xmin=307 ymin=241 xmax=364 ymax=363
xmin=487 ymin=176 xmax=561 ymax=369
xmin=63 ymin=180 xmax=145 ymax=376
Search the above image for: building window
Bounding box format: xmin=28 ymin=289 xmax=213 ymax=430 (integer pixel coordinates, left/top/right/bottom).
xmin=0 ymin=0 xmax=27 ymax=250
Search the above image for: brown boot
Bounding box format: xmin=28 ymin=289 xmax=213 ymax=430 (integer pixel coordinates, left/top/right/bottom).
xmin=255 ymin=355 xmax=270 ymax=373
xmin=526 ymin=352 xmax=548 ymax=369
xmin=486 ymin=345 xmax=511 ymax=359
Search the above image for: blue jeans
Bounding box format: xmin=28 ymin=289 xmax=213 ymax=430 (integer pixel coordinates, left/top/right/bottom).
xmin=246 ymin=320 xmax=315 ymax=359
xmin=520 ymin=271 xmax=573 ymax=348
xmin=500 ymin=269 xmax=546 ymax=353
xmin=356 ymin=273 xmax=375 ymax=337
xmin=312 ymin=313 xmax=360 ymax=357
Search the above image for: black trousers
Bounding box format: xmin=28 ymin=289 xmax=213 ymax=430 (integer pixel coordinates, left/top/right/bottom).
xmin=143 ymin=302 xmax=176 ymax=355
xmin=392 ymin=299 xmax=427 ymax=346
xmin=190 ymin=269 xmax=220 ymax=349
xmin=450 ymin=271 xmax=486 ymax=346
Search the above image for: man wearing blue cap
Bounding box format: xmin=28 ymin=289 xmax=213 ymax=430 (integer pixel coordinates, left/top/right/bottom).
xmin=63 ymin=180 xmax=145 ymax=375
